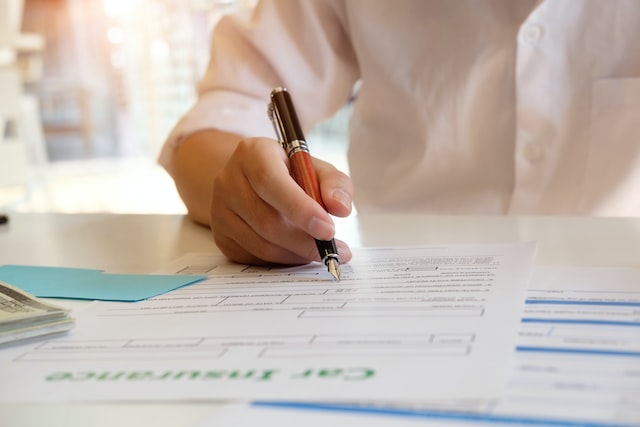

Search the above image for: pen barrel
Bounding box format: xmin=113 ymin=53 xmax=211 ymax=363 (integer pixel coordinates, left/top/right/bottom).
xmin=270 ymin=88 xmax=305 ymax=144
xmin=269 ymin=87 xmax=340 ymax=272
xmin=288 ymin=150 xmax=325 ymax=209
xmin=289 ymin=147 xmax=339 ymax=266
xmin=316 ymin=238 xmax=339 ymax=265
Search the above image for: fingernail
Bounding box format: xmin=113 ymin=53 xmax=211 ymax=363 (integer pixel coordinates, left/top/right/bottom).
xmin=308 ymin=216 xmax=335 ymax=240
xmin=332 ymin=189 xmax=352 ymax=210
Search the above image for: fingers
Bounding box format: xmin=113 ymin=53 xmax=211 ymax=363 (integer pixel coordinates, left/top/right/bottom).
xmin=314 ymin=158 xmax=353 ymax=218
xmin=211 ymin=137 xmax=353 ymax=266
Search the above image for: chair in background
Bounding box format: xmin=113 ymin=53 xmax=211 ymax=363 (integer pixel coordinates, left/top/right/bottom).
xmin=0 ymin=0 xmax=47 ymax=207
xmin=0 ymin=67 xmax=29 ymax=192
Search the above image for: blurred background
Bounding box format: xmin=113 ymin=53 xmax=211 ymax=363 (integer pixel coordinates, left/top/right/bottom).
xmin=0 ymin=0 xmax=349 ymax=215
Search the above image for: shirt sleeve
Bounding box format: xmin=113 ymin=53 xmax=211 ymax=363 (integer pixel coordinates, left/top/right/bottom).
xmin=159 ymin=0 xmax=359 ymax=174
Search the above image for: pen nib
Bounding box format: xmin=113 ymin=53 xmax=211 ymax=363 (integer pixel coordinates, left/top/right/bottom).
xmin=326 ymin=258 xmax=341 ymax=282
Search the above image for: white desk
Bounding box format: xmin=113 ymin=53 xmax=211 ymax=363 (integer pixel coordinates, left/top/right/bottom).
xmin=1 ymin=212 xmax=640 ymax=426
xmin=3 ymin=212 xmax=640 ymax=268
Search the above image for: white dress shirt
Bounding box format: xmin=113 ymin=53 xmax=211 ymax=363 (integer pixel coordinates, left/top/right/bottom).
xmin=160 ymin=0 xmax=640 ymax=216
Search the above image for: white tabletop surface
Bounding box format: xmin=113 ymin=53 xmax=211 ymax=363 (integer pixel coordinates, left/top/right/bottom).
xmin=2 ymin=212 xmax=640 ymax=269
xmin=1 ymin=212 xmax=640 ymax=426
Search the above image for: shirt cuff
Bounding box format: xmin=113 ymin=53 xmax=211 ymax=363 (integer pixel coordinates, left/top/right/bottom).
xmin=158 ymin=90 xmax=274 ymax=175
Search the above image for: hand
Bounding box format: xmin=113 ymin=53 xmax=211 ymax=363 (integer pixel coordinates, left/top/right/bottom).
xmin=210 ymin=137 xmax=353 ymax=266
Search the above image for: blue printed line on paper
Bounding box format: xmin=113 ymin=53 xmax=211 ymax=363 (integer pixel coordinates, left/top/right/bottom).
xmin=526 ymin=300 xmax=640 ymax=307
xmin=252 ymin=401 xmax=637 ymax=427
xmin=521 ymin=318 xmax=640 ymax=327
xmin=516 ymin=346 xmax=640 ymax=358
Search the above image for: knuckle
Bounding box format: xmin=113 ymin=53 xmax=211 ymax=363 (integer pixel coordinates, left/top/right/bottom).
xmin=253 ymin=212 xmax=279 ymax=239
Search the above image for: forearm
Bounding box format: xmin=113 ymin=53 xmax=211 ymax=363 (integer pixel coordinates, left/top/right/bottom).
xmin=171 ymin=129 xmax=241 ymax=226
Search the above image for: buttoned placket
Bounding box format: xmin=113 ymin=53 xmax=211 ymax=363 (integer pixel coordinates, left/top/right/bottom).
xmin=509 ymin=14 xmax=551 ymax=214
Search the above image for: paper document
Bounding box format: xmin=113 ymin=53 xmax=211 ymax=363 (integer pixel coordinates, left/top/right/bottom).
xmin=257 ymin=266 xmax=640 ymax=426
xmin=494 ymin=266 xmax=640 ymax=425
xmin=195 ymin=403 xmax=444 ymax=427
xmin=0 ymin=243 xmax=535 ymax=402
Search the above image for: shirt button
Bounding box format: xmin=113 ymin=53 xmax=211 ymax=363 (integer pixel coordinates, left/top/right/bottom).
xmin=522 ymin=24 xmax=544 ymax=43
xmin=523 ymin=142 xmax=542 ymax=162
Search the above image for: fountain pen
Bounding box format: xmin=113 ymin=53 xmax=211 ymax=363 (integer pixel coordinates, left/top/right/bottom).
xmin=268 ymin=87 xmax=341 ymax=281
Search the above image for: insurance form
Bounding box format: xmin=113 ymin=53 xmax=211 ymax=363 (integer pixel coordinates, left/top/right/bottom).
xmin=493 ymin=266 xmax=640 ymax=425
xmin=255 ymin=266 xmax=640 ymax=426
xmin=0 ymin=243 xmax=535 ymax=402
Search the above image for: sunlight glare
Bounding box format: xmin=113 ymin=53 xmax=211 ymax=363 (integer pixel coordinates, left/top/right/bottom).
xmin=103 ymin=0 xmax=141 ymax=18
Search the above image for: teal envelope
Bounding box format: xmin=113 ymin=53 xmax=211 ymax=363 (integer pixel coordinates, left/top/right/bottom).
xmin=0 ymin=265 xmax=206 ymax=302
